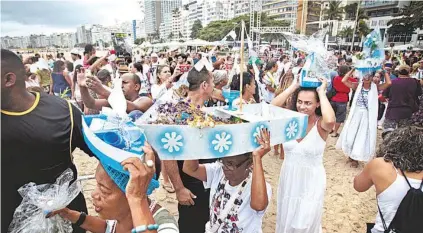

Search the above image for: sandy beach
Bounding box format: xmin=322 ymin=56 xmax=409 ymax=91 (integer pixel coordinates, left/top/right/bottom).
xmin=73 ymin=131 xmax=379 ymax=233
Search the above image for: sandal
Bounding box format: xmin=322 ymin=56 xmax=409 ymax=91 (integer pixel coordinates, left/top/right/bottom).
xmin=162 ymin=183 xmax=175 ymax=193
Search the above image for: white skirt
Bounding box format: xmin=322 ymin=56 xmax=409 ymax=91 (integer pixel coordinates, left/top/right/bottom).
xmin=276 ymin=161 xmax=325 ymax=233
xmin=341 ymin=108 xmax=373 ymax=161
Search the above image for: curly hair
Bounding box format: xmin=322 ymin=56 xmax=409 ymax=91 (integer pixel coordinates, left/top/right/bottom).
xmin=377 ymin=126 xmax=423 ymax=172
xmin=288 ymin=87 xmax=322 ymax=116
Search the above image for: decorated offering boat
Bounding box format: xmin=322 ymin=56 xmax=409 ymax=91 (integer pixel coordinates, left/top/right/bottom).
xmin=82 ymin=100 xmax=308 ymax=164
xmin=136 ymin=100 xmax=308 ymax=160
xmin=82 ymin=20 xmax=308 ymax=167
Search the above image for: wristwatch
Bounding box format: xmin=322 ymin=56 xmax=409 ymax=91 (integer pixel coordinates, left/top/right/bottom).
xmin=75 ymin=212 xmax=87 ymax=227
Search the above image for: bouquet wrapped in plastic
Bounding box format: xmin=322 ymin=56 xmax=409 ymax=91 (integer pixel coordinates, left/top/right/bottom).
xmin=354 ymin=28 xmax=385 ymax=79
xmin=8 ymin=169 xmax=81 ymax=233
xmin=282 ymin=29 xmax=337 ymax=88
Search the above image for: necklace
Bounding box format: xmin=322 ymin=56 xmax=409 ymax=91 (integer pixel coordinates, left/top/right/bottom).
xmin=210 ymin=172 xmax=251 ymax=228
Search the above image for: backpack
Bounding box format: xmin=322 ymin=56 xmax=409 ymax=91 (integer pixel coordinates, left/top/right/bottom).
xmin=378 ymin=169 xmax=423 ymax=233
xmin=326 ymin=74 xmax=337 ymax=100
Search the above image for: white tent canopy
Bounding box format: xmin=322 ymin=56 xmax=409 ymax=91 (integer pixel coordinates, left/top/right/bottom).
xmin=384 ymin=44 xmax=422 ymax=51
xmin=140 ymin=41 xmax=152 ymax=48
xmin=184 ymin=39 xmax=211 ymax=46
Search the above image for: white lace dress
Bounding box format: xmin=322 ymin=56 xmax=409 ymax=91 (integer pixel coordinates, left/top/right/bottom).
xmin=276 ymin=122 xmax=326 ymax=233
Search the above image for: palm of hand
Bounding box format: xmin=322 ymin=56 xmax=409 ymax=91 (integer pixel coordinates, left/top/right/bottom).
xmin=77 ymin=73 xmax=87 ymax=87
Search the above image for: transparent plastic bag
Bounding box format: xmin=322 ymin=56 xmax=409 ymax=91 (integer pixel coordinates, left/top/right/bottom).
xmin=354 ymin=27 xmax=384 ymax=79
xmin=8 ymin=168 xmax=82 ymax=233
xmin=282 ymin=29 xmax=337 ymax=87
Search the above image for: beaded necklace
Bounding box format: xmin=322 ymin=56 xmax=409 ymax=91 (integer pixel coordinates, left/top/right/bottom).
xmin=209 ymin=172 xmax=251 ymax=228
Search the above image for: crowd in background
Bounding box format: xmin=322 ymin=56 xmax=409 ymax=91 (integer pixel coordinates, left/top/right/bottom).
xmin=2 ymin=43 xmax=423 ymax=233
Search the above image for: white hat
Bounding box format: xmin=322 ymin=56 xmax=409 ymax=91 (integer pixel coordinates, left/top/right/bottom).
xmin=151 ymin=52 xmax=158 ymax=58
xmin=70 ymin=48 xmax=80 ymax=55
xmin=36 ymin=58 xmax=49 ymax=70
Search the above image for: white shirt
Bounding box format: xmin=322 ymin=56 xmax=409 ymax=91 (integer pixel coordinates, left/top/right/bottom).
xmin=150 ymin=62 xmax=159 ymax=82
xmin=262 ymin=72 xmax=276 ymax=103
xmin=73 ymin=59 xmax=83 ymax=67
xmin=151 ymin=83 xmax=168 ymax=100
xmin=134 ymin=54 xmax=141 ymax=62
xmin=136 ymin=72 xmax=151 ymax=95
xmin=414 ymin=68 xmax=423 ymax=80
xmin=204 ymin=162 xmax=271 ymax=233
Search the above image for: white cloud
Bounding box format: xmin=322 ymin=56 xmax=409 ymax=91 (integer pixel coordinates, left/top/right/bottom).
xmin=1 ymin=0 xmax=142 ymax=37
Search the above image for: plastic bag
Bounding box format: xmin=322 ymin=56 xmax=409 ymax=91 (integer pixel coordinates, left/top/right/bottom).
xmin=8 ymin=169 xmax=81 ymax=233
xmin=354 ymin=27 xmax=384 ymax=79
xmin=282 ymin=29 xmax=336 ymax=87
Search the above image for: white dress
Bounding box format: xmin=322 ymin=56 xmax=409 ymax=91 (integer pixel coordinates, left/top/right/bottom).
xmin=276 ymin=122 xmax=326 ymax=233
xmin=336 ymin=82 xmax=378 ymax=162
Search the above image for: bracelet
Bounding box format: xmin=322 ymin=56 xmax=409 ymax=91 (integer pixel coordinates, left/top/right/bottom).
xmin=75 ymin=212 xmax=87 ymax=227
xmin=131 ymin=224 xmax=159 ymax=233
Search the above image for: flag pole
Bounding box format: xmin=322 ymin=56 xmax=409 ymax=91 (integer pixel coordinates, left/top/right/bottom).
xmin=239 ymin=21 xmax=245 ymax=112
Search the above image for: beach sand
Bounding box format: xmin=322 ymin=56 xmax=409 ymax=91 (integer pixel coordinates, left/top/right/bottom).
xmin=73 ymin=132 xmax=378 ymax=233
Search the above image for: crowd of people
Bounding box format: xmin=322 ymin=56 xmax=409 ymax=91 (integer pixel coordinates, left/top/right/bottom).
xmin=2 ymin=43 xmax=423 ymax=233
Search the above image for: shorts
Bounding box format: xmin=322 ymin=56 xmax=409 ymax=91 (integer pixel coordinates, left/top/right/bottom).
xmin=331 ymin=101 xmax=348 ymax=123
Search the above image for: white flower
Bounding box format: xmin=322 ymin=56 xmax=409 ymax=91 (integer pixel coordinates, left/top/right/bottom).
xmin=253 ymin=125 xmax=265 ymax=143
xmin=161 ymin=132 xmax=183 ymax=153
xmin=285 ymin=121 xmax=298 ymax=139
xmin=211 ymin=132 xmax=233 ymax=153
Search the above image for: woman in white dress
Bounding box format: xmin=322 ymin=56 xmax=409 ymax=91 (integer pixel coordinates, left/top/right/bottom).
xmin=271 ymin=77 xmax=335 ymax=233
xmin=336 ymin=68 xmax=391 ymax=168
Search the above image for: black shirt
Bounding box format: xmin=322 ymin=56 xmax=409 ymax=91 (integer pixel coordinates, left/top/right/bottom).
xmin=1 ymin=92 xmax=93 ymax=232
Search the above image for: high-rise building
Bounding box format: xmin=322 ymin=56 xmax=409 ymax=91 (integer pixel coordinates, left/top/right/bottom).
xmin=171 ymin=7 xmax=189 ymax=41
xmin=223 ymin=0 xmax=235 ymax=20
xmin=76 ymin=26 xmax=88 ymax=44
xmin=144 ymin=0 xmax=162 ymax=36
xmin=160 ymin=14 xmax=173 ymax=40
xmin=234 ymin=0 xmax=250 ymax=17
xmin=361 ymin=0 xmax=412 ymax=45
xmin=202 ymin=0 xmax=226 ymax=26
xmin=262 ymin=0 xmax=298 ymax=22
xmin=187 ymin=0 xmax=203 ymax=38
xmin=159 ymin=0 xmax=182 ymax=39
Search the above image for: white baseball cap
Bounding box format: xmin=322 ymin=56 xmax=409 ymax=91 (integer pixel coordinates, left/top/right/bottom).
xmin=151 ymin=53 xmax=158 ymax=58
xmin=70 ymin=48 xmax=80 ymax=55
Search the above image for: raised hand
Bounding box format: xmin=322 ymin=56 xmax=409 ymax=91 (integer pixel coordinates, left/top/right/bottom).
xmin=317 ymin=77 xmax=328 ymax=93
xmin=76 ymin=68 xmax=88 ymax=87
xmin=121 ymin=142 xmax=156 ymax=201
xmin=253 ymin=128 xmax=271 ymax=159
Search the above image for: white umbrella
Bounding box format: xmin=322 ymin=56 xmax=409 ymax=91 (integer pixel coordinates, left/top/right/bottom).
xmin=141 ymin=41 xmax=152 ymax=48
xmin=184 ymin=39 xmax=210 ymax=46
xmin=384 ymin=43 xmax=416 ymax=51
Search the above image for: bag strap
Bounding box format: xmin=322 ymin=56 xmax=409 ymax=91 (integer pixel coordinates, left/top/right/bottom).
xmin=401 ymin=168 xmax=423 ymax=190
xmin=400 ymin=169 xmax=413 ymax=189
xmin=377 ymin=203 xmax=388 ymax=231
xmin=67 ymin=100 xmax=74 ymax=161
